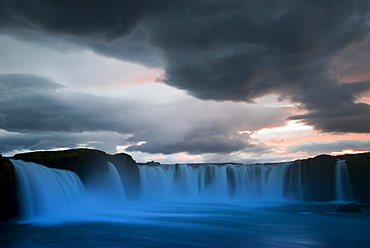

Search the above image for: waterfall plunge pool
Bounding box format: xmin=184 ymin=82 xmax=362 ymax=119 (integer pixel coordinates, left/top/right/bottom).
xmin=1 ymin=202 xmax=370 ymax=248
xmin=3 ymin=159 xmax=369 ymax=247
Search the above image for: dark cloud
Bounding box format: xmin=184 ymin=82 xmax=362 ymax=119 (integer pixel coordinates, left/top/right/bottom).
xmin=126 ymin=125 xmax=258 ymax=155
xmin=1 ymin=0 xmax=369 ymax=134
xmin=289 ymin=103 xmax=370 ymax=133
xmin=289 ymin=80 xmax=370 ymax=133
xmin=0 ymin=74 xmax=144 ymax=133
xmin=0 ymin=74 xmax=285 ymax=155
xmin=331 ymin=36 xmax=370 ymax=82
xmin=0 ymin=0 xmax=162 ymax=39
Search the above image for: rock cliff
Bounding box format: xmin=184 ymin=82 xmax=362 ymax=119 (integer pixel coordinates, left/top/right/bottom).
xmin=1 ymin=149 xmax=369 ymax=221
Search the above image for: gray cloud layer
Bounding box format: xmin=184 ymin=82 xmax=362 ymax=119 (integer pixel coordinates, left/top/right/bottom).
xmin=288 ymin=139 xmax=370 ymax=155
xmin=0 ymin=74 xmax=286 ymax=155
xmin=1 ymin=0 xmax=370 ymax=134
xmin=0 ymin=131 xmax=129 ymax=155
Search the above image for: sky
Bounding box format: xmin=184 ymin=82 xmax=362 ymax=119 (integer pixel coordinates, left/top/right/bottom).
xmin=1 ymin=0 xmax=370 ymax=164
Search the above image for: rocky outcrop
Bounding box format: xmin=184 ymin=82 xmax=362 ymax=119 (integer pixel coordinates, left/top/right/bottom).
xmin=137 ymin=161 xmax=161 ymax=166
xmin=1 ymin=149 xmax=369 ymax=223
xmin=299 ymin=155 xmax=337 ymax=202
xmin=0 ymin=155 xmax=18 ymax=221
xmin=8 ymin=150 xmax=370 ymax=203
xmin=285 ymin=153 xmax=370 ymax=203
xmin=336 ymin=203 xmax=367 ymax=213
xmin=339 ymin=153 xmax=370 ymax=203
xmin=12 ymin=149 xmax=140 ymax=198
xmin=107 ymin=153 xmax=140 ymax=199
xmin=13 ymin=149 xmax=110 ymax=183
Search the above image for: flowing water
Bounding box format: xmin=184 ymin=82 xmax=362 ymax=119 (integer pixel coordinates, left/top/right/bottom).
xmin=12 ymin=160 xmax=85 ymax=220
xmin=334 ymin=160 xmax=353 ymax=202
xmin=1 ymin=202 xmax=370 ymax=248
xmin=2 ymin=160 xmax=368 ymax=247
xmin=138 ymin=163 xmax=293 ymax=202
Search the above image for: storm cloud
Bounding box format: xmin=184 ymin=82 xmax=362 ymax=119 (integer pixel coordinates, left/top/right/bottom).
xmin=0 ymin=74 xmax=143 ymax=133
xmin=1 ymin=0 xmax=370 ymax=134
xmin=0 ymin=73 xmax=286 ymax=156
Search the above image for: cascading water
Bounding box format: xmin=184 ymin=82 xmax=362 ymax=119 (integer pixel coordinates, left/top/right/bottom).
xmin=12 ymin=160 xmax=129 ymax=222
xmin=297 ymin=161 xmax=303 ymax=199
xmin=334 ymin=159 xmax=353 ymax=202
xmin=138 ymin=163 xmax=293 ymax=202
xmin=105 ymin=162 xmax=126 ymax=201
xmin=81 ymin=162 xmax=126 ymax=202
xmin=5 ymin=158 xmax=370 ymax=248
xmin=12 ymin=159 xmax=85 ymax=220
xmin=12 ymin=157 xmax=357 ymax=223
xmin=285 ymin=160 xmax=304 ymax=200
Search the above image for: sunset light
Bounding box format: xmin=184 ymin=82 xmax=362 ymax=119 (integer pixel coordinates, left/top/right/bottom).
xmin=1 ymin=1 xmax=370 ymax=247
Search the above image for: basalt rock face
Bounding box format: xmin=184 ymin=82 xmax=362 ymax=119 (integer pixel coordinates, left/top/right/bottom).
xmin=336 ymin=203 xmax=364 ymax=213
xmin=300 ymin=155 xmax=337 ymax=202
xmin=339 ymin=153 xmax=370 ymax=203
xmin=289 ymin=153 xmax=370 ymax=203
xmin=107 ymin=153 xmax=140 ymax=199
xmin=13 ymin=149 xmax=110 ymax=183
xmin=12 ymin=149 xmax=140 ymax=198
xmin=2 ymin=149 xmax=370 ymax=219
xmin=0 ymin=155 xmax=18 ymax=221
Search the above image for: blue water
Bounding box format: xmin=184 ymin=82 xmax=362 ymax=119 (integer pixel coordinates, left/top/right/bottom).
xmin=6 ymin=160 xmax=368 ymax=247
xmin=1 ymin=202 xmax=370 ymax=248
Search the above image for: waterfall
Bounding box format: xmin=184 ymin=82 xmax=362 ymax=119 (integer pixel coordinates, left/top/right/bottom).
xmin=297 ymin=161 xmax=303 ymax=200
xmin=334 ymin=159 xmax=353 ymax=202
xmin=138 ymin=163 xmax=292 ymax=202
xmin=12 ymin=159 xmax=85 ymax=220
xmin=285 ymin=161 xmax=304 ymax=200
xmin=12 ymin=157 xmax=356 ymax=223
xmin=105 ymin=162 xmax=126 ymax=201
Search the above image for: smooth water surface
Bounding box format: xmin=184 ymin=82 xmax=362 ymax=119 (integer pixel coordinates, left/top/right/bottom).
xmin=1 ymin=202 xmax=370 ymax=248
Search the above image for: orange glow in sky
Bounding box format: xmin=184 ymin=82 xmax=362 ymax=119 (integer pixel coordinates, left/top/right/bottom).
xmin=330 ymin=149 xmax=369 ymax=156
xmin=250 ymin=120 xmax=370 ymax=160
